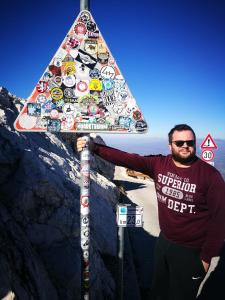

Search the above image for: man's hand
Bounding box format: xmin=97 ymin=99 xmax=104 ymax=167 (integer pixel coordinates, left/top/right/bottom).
xmin=202 ymin=260 xmax=209 ymax=272
xmin=76 ymin=137 xmax=88 ymax=152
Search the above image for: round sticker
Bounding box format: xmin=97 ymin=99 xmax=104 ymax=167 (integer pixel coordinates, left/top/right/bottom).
xmin=74 ymin=23 xmax=87 ymax=35
xmin=80 ymin=11 xmax=91 ymax=23
xmin=36 ymin=94 xmax=47 ymax=104
xmin=133 ymin=110 xmax=142 ymax=121
xmin=50 ymin=87 xmax=63 ymax=101
xmin=98 ymin=52 xmax=109 ymax=64
xmin=53 ymin=57 xmax=62 ymax=67
xmin=100 ymin=66 xmax=115 ymax=79
xmin=54 ymin=76 xmax=62 ymax=86
xmin=18 ymin=114 xmax=37 ymax=129
xmin=63 ymin=75 xmax=76 ymax=87
xmin=64 ymin=88 xmax=76 ymax=98
xmin=63 ymin=103 xmax=76 ymax=115
xmin=50 ymin=109 xmax=59 ymax=119
xmin=77 ymin=80 xmax=88 ymax=92
xmin=88 ymin=103 xmax=99 ymax=115
xmin=86 ymin=21 xmax=96 ymax=32
xmin=89 ymin=68 xmax=100 ymax=79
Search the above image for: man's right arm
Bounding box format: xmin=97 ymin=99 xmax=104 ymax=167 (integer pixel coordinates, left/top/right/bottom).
xmin=76 ymin=137 xmax=152 ymax=176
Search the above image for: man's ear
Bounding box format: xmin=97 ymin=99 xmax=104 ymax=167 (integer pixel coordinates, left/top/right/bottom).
xmin=168 ymin=144 xmax=172 ymax=151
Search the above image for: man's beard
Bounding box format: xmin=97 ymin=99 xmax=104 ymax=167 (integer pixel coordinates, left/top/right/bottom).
xmin=172 ymin=151 xmax=196 ymax=164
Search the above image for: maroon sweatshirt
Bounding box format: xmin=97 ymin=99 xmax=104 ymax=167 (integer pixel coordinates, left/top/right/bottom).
xmin=93 ymin=143 xmax=225 ymax=263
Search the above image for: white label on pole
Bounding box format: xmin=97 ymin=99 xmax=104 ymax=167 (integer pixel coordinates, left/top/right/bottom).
xmin=117 ymin=205 xmax=143 ymax=227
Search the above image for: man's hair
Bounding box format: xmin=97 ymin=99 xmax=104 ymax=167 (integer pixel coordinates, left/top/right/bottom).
xmin=168 ymin=124 xmax=196 ymax=144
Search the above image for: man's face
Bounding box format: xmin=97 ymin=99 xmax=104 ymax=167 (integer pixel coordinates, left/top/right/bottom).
xmin=169 ymin=130 xmax=196 ymax=164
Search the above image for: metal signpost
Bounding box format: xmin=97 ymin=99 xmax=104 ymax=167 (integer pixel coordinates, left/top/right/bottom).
xmin=116 ymin=205 xmax=144 ymax=300
xmin=14 ymin=1 xmax=148 ymax=299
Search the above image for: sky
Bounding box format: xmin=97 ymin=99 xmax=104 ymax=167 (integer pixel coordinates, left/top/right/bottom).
xmin=0 ymin=0 xmax=225 ymax=141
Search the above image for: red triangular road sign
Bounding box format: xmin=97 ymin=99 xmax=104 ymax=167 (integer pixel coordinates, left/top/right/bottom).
xmin=14 ymin=10 xmax=148 ymax=134
xmin=200 ymin=134 xmax=217 ymax=149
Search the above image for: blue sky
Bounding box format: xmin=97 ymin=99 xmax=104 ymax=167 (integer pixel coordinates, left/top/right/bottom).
xmin=0 ymin=0 xmax=225 ymax=140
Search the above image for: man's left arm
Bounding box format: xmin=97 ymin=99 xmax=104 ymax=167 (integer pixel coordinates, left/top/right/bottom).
xmin=200 ymin=172 xmax=225 ymax=270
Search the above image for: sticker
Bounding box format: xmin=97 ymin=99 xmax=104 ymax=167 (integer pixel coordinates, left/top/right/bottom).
xmin=75 ymin=80 xmax=89 ymax=97
xmin=80 ymin=11 xmax=91 ymax=23
xmin=81 ymin=238 xmax=89 ymax=250
xmin=83 ymin=250 xmax=89 ymax=260
xmin=135 ymin=120 xmax=148 ymax=133
xmin=88 ymin=103 xmax=99 ymax=115
xmin=86 ymin=21 xmax=96 ymax=32
xmin=62 ymin=62 xmax=76 ymax=75
xmin=49 ymin=65 xmax=61 ymax=76
xmin=89 ymin=68 xmax=100 ymax=79
xmin=81 ymin=216 xmax=89 ymax=226
xmin=102 ymin=79 xmax=114 ymax=90
xmin=74 ymin=22 xmax=87 ymax=35
xmin=100 ymin=66 xmax=115 ymax=79
xmin=42 ymin=100 xmax=55 ymax=113
xmin=50 ymin=109 xmax=59 ymax=119
xmin=84 ymin=39 xmax=98 ymax=55
xmin=62 ymin=75 xmax=76 ymax=87
xmin=64 ymin=88 xmax=76 ymax=98
xmin=88 ymin=30 xmax=99 ymax=38
xmin=63 ymin=103 xmax=76 ymax=115
xmin=81 ymin=206 xmax=89 ymax=216
xmin=81 ymin=196 xmax=89 ymax=208
xmin=82 ymin=176 xmax=90 ymax=188
xmin=81 ymin=164 xmax=90 ymax=176
xmin=47 ymin=119 xmax=61 ymax=132
xmin=50 ymin=87 xmax=64 ymax=101
xmin=97 ymin=52 xmax=109 ymax=64
xmin=118 ymin=116 xmax=132 ymax=129
xmin=42 ymin=71 xmax=52 ymax=81
xmin=36 ymin=94 xmax=47 ymax=104
xmin=36 ymin=81 xmax=48 ymax=93
xmin=64 ymin=36 xmax=80 ymax=50
xmin=53 ymin=57 xmax=62 ymax=67
xmin=18 ymin=114 xmax=38 ymax=129
xmin=76 ymin=49 xmax=97 ymax=69
xmin=77 ymin=80 xmax=88 ymax=92
xmin=54 ymin=76 xmax=62 ymax=86
xmin=133 ymin=110 xmax=142 ymax=121
xmin=89 ymin=79 xmax=102 ymax=91
xmin=61 ymin=115 xmax=75 ymax=130
xmin=27 ymin=103 xmax=41 ymax=116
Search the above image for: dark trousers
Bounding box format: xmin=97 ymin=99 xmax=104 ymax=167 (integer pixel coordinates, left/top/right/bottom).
xmin=150 ymin=233 xmax=206 ymax=300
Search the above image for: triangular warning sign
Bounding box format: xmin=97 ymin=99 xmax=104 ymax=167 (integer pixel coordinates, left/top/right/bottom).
xmin=200 ymin=134 xmax=217 ymax=149
xmin=14 ymin=10 xmax=148 ymax=134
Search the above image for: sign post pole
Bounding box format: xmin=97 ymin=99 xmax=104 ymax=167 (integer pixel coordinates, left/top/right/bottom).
xmin=117 ymin=204 xmax=144 ymax=300
xmin=80 ymin=135 xmax=91 ymax=299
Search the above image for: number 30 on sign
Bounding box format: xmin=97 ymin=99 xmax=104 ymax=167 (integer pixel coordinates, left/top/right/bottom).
xmin=201 ymin=149 xmax=214 ymax=162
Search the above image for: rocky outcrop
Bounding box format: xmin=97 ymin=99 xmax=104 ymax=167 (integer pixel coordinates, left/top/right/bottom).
xmin=0 ymin=87 xmax=120 ymax=299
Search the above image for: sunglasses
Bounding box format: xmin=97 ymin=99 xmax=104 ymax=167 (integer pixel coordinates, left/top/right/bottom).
xmin=172 ymin=140 xmax=195 ymax=147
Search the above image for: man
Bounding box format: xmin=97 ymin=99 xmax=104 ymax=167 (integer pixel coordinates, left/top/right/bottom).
xmin=76 ymin=124 xmax=225 ymax=300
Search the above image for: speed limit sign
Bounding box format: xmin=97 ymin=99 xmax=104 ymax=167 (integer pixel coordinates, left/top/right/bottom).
xmin=201 ymin=149 xmax=214 ymax=162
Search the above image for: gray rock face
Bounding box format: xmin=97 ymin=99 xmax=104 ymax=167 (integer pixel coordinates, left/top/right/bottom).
xmin=0 ymin=87 xmax=120 ymax=299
